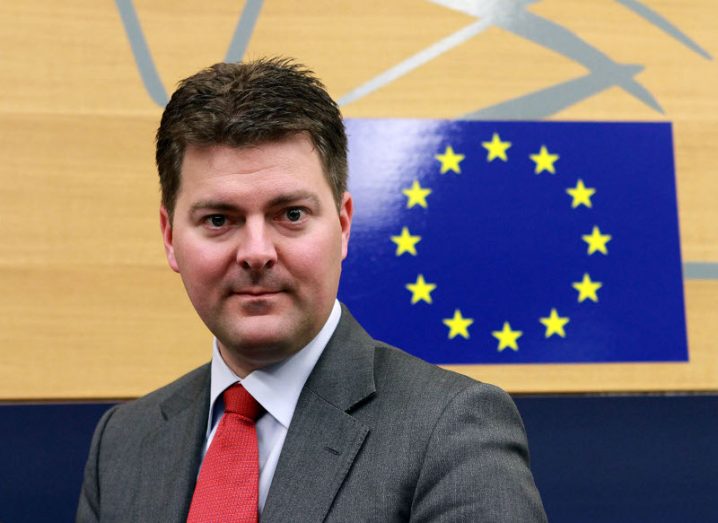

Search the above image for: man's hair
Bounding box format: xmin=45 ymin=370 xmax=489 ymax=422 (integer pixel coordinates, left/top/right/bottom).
xmin=155 ymin=57 xmax=348 ymax=218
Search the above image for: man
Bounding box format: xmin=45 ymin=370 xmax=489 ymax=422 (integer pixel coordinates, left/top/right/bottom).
xmin=77 ymin=57 xmax=547 ymax=522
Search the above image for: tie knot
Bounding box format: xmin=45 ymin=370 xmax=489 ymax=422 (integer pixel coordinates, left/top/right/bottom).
xmin=223 ymin=384 xmax=263 ymax=420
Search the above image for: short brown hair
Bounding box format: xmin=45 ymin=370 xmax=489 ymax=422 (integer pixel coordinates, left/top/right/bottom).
xmin=155 ymin=57 xmax=348 ymax=218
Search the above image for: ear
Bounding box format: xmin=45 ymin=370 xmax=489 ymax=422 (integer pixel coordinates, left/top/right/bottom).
xmin=338 ymin=192 xmax=353 ymax=260
xmin=159 ymin=206 xmax=180 ymax=273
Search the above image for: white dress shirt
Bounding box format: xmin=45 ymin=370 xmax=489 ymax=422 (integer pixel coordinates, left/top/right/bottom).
xmin=202 ymin=300 xmax=341 ymax=514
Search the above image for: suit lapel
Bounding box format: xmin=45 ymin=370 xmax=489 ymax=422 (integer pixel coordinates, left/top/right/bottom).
xmin=263 ymin=307 xmax=376 ymax=522
xmin=134 ymin=366 xmax=210 ymax=522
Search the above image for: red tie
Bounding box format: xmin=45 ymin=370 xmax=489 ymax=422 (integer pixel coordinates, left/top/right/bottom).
xmin=188 ymin=384 xmax=264 ymax=522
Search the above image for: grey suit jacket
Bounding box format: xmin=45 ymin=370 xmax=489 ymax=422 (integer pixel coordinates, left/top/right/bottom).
xmin=77 ymin=307 xmax=547 ymax=522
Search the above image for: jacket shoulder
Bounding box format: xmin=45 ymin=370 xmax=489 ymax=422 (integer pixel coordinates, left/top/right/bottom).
xmin=105 ymin=363 xmax=210 ymax=427
xmin=366 ymin=340 xmax=517 ymax=432
xmin=373 ymin=341 xmax=489 ymax=395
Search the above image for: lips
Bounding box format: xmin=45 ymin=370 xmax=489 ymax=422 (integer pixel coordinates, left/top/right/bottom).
xmin=231 ymin=287 xmax=284 ymax=297
xmin=237 ymin=290 xmax=281 ymax=296
xmin=227 ymin=277 xmax=290 ymax=298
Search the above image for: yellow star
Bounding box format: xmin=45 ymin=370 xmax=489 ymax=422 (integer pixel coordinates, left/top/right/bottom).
xmin=405 ymin=274 xmax=437 ymax=304
xmin=481 ymin=133 xmax=512 ymax=162
xmin=492 ymin=322 xmax=523 ymax=351
xmin=530 ymin=145 xmax=559 ymax=174
xmin=572 ymin=273 xmax=603 ymax=303
xmin=402 ymin=180 xmax=432 ymax=209
xmin=434 ymin=145 xmax=465 ymax=174
xmin=566 ymin=179 xmax=596 ymax=208
xmin=539 ymin=308 xmax=570 ymax=338
xmin=582 ymin=226 xmax=612 ymax=255
xmin=443 ymin=309 xmax=474 ymax=339
xmin=391 ymin=226 xmax=421 ymax=256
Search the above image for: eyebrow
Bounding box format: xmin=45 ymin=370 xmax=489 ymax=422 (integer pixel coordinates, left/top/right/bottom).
xmin=268 ymin=191 xmax=322 ymax=209
xmin=189 ymin=201 xmax=240 ymax=214
xmin=189 ymin=191 xmax=322 ymax=214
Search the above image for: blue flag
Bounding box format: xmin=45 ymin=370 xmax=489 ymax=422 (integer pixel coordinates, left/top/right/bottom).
xmin=338 ymin=119 xmax=688 ymax=364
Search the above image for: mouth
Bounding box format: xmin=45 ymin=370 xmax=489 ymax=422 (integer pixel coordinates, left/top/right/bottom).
xmin=232 ymin=288 xmax=284 ymax=297
xmin=229 ymin=288 xmax=286 ymax=313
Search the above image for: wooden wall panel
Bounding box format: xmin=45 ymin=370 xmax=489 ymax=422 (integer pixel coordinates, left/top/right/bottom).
xmin=0 ymin=0 xmax=715 ymax=398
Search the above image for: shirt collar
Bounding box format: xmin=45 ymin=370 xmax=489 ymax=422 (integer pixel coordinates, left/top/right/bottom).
xmin=209 ymin=300 xmax=341 ymax=429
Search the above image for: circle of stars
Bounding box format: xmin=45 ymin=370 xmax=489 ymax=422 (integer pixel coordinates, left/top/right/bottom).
xmin=390 ymin=132 xmax=612 ymax=353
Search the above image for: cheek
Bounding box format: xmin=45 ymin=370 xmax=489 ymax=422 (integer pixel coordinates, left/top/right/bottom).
xmin=175 ymin=239 xmax=233 ymax=287
xmin=285 ymin=248 xmax=323 ymax=281
xmin=285 ymin=233 xmax=343 ymax=288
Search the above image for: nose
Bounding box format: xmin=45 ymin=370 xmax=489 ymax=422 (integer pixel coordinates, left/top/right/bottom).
xmin=236 ymin=218 xmax=277 ymax=271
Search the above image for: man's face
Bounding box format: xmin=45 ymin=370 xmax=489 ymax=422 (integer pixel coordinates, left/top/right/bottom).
xmin=160 ymin=134 xmax=352 ymax=376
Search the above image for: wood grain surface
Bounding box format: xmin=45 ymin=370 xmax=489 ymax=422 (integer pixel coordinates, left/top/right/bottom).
xmin=1 ymin=0 xmax=715 ymax=398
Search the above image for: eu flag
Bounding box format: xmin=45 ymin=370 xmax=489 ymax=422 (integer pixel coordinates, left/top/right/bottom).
xmin=338 ymin=119 xmax=688 ymax=364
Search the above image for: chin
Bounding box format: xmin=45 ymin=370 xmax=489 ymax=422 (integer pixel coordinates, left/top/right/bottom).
xmin=222 ymin=319 xmax=305 ymax=355
xmin=212 ymin=311 xmax=321 ymax=362
xmin=214 ymin=331 xmax=293 ymax=373
xmin=236 ymin=333 xmax=292 ymax=353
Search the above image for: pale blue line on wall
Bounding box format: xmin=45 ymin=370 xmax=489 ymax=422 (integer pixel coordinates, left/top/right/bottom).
xmin=115 ymin=0 xmax=168 ymax=107
xmin=224 ymin=0 xmax=263 ymax=63
xmin=115 ymin=0 xmax=263 ymax=108
xmin=616 ymin=0 xmax=713 ymax=60
xmin=684 ymin=263 xmax=718 ymax=280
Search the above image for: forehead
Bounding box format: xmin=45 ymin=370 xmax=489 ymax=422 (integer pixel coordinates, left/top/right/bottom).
xmin=185 ymin=134 xmax=319 ymax=173
xmin=178 ymin=135 xmax=330 ymax=196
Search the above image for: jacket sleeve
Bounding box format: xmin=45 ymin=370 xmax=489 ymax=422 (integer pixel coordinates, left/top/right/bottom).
xmin=76 ymin=405 xmax=120 ymax=523
xmin=409 ymin=382 xmax=547 ymax=522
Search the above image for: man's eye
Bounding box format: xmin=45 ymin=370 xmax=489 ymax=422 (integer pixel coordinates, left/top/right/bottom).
xmin=207 ymin=215 xmax=226 ymax=227
xmin=285 ymin=208 xmax=305 ymax=222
